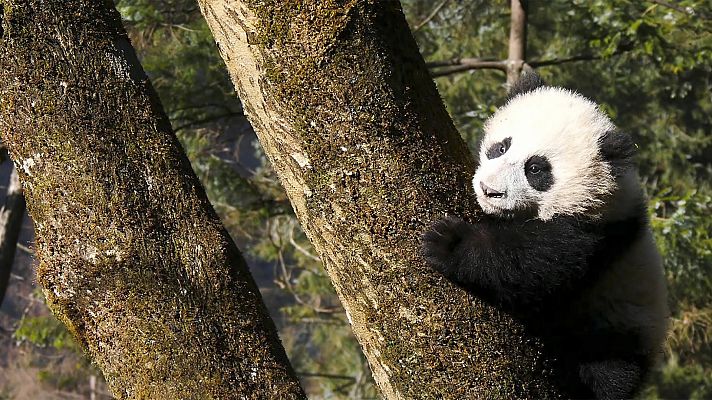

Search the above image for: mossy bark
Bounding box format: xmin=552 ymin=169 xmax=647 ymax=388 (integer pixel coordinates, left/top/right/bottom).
xmin=0 ymin=1 xmax=305 ymax=398
xmin=198 ymin=0 xmax=566 ymax=398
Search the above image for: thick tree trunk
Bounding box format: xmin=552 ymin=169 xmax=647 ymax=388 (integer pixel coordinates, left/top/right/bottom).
xmin=199 ymin=1 xmax=565 ymax=398
xmin=0 ymin=1 xmax=305 ymax=398
xmin=0 ymin=164 xmax=26 ymax=307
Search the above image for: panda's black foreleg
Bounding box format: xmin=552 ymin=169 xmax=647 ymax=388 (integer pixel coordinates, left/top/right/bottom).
xmin=421 ymin=215 xmax=600 ymax=310
xmin=578 ymin=359 xmax=644 ymax=400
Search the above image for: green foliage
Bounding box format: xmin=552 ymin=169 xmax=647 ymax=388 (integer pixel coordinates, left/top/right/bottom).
xmin=652 ymin=190 xmax=712 ymax=306
xmin=408 ymin=0 xmax=510 ymax=148
xmin=118 ymin=0 xmax=244 ymax=136
xmin=10 ymin=296 xmax=100 ymax=395
xmin=36 ymin=367 xmax=80 ymax=390
xmin=14 ymin=314 xmax=77 ymax=351
xmin=641 ymin=358 xmax=712 ymax=400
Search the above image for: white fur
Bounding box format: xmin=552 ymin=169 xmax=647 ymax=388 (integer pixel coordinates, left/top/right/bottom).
xmin=474 ymin=87 xmax=618 ymax=220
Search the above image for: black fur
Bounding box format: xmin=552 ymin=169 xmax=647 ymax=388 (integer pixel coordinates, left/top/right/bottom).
xmin=579 ymin=359 xmax=644 ymax=400
xmin=422 ymin=215 xmax=601 ymax=310
xmin=599 ymin=130 xmax=637 ymax=178
xmin=525 ymin=155 xmax=554 ymax=192
xmin=421 ymin=210 xmax=649 ymax=399
xmin=486 ymin=137 xmax=512 ymax=160
xmin=506 ymin=70 xmax=546 ymax=101
xmin=596 ymin=208 xmax=647 ymax=266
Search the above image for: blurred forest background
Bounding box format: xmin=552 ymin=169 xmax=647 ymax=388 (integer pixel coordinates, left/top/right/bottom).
xmin=0 ymin=0 xmax=710 ymax=399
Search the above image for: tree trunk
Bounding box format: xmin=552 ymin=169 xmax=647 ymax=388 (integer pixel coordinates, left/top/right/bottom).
xmin=507 ymin=0 xmax=528 ymax=86
xmin=0 ymin=164 xmax=26 ymax=307
xmin=199 ymin=1 xmax=565 ymax=398
xmin=0 ymin=1 xmax=305 ymax=398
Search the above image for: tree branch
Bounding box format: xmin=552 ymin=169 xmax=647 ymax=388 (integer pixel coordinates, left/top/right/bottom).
xmin=426 ymin=57 xmax=504 ymax=69
xmin=429 ymin=47 xmax=633 ymax=78
xmin=297 ymin=372 xmax=356 ymax=381
xmin=647 ymin=0 xmax=709 ymax=18
xmin=172 ymin=110 xmax=245 ymax=132
xmin=0 ymin=164 xmax=26 ymax=308
xmin=412 ymin=0 xmax=451 ymax=32
xmin=429 ymin=59 xmax=507 ymax=78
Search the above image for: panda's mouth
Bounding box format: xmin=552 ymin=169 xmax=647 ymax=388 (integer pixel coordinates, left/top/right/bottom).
xmin=480 ymin=182 xmax=506 ymax=199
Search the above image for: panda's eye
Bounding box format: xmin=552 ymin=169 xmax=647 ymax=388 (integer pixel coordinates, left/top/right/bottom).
xmin=525 ymin=155 xmax=554 ymax=191
xmin=485 ymin=137 xmax=512 ymax=160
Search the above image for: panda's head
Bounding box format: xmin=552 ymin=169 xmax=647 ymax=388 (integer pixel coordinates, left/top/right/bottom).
xmin=473 ymin=74 xmax=636 ymax=221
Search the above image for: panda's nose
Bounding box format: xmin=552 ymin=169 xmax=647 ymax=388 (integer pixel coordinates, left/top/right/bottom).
xmin=480 ymin=182 xmax=505 ymax=198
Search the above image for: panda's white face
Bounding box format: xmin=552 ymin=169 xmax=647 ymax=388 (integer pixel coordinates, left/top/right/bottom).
xmin=474 ymin=87 xmax=618 ymax=220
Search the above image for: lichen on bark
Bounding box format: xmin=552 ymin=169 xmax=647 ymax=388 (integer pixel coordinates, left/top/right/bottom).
xmin=199 ymin=0 xmax=567 ymax=398
xmin=0 ymin=1 xmax=305 ymax=398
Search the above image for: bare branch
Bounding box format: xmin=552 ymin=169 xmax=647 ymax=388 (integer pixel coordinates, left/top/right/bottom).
xmin=270 ymin=218 xmax=342 ymax=315
xmin=288 ymin=221 xmax=321 ymax=262
xmin=429 ymin=46 xmax=633 ymax=78
xmin=173 ymin=110 xmax=245 ymax=133
xmin=647 ymin=0 xmax=710 ymax=18
xmin=426 ymin=57 xmax=501 ymax=69
xmin=412 ymin=0 xmax=451 ymax=32
xmin=297 ymin=372 xmax=356 ymax=381
xmin=16 ymin=243 xmax=32 ymax=255
xmin=429 ymin=59 xmax=507 ymax=78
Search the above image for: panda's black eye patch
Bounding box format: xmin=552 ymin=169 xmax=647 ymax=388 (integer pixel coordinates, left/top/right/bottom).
xmin=525 ymin=155 xmax=554 ymax=192
xmin=486 ymin=137 xmax=512 ymax=160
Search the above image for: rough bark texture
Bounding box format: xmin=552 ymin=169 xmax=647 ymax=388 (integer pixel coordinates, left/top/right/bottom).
xmin=0 ymin=164 xmax=26 ymax=307
xmin=199 ymin=1 xmax=566 ymax=398
xmin=0 ymin=1 xmax=305 ymax=398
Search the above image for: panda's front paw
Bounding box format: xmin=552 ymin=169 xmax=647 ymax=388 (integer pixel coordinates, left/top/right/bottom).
xmin=420 ymin=216 xmax=473 ymax=275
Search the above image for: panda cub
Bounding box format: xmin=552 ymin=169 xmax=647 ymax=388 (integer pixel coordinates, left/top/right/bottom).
xmin=421 ymin=72 xmax=669 ymax=399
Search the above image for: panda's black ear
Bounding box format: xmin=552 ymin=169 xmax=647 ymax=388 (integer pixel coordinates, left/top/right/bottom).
xmin=506 ymin=69 xmax=546 ymax=101
xmin=598 ymin=130 xmax=637 ymax=177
